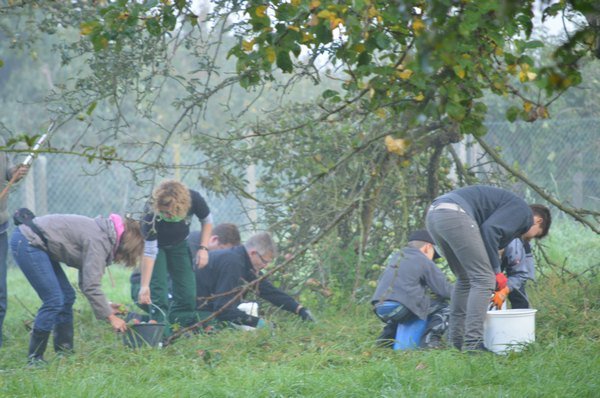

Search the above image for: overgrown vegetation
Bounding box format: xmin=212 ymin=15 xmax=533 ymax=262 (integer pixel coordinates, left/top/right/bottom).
xmin=1 ymin=220 xmax=598 ymax=396
xmin=0 ymin=2 xmax=598 ymax=394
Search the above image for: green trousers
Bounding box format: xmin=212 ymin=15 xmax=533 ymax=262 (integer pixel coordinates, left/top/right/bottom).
xmin=149 ymin=240 xmax=198 ymax=334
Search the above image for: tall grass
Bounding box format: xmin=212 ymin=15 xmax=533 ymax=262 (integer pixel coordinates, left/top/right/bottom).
xmin=1 ymin=220 xmax=598 ymax=397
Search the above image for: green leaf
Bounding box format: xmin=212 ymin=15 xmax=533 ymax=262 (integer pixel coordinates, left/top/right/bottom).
xmin=459 ymin=117 xmax=487 ymax=137
xmin=315 ymin=23 xmax=333 ymax=43
xmin=446 ymin=102 xmax=466 ymax=121
xmin=162 ymin=6 xmax=177 ymax=30
xmin=146 ymin=18 xmax=162 ymax=36
xmin=524 ymin=40 xmax=544 ymax=49
xmin=357 ymin=51 xmax=371 ymax=66
xmin=516 ymin=14 xmax=533 ymax=37
xmin=80 ymin=20 xmax=101 ymax=36
xmin=90 ymin=33 xmax=109 ymax=51
xmin=276 ymin=50 xmax=293 ymax=73
xmin=322 ymin=89 xmax=339 ymax=99
xmin=86 ymin=101 xmax=97 ymax=116
xmin=506 ymin=106 xmax=520 ymax=122
xmin=175 ymin=0 xmax=186 ymax=11
xmin=276 ymin=3 xmax=297 ymax=20
xmin=143 ymin=0 xmax=158 ymax=9
xmin=375 ymin=32 xmax=390 ymax=50
xmin=0 ymin=59 xmax=3 ymax=68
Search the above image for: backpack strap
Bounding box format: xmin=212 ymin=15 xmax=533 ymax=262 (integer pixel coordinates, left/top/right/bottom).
xmin=13 ymin=208 xmax=48 ymax=246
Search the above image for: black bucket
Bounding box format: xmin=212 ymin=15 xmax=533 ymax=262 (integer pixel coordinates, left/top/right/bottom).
xmin=122 ymin=323 xmax=165 ymax=348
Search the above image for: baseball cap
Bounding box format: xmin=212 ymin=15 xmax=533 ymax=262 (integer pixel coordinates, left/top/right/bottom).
xmin=408 ymin=229 xmax=441 ymax=260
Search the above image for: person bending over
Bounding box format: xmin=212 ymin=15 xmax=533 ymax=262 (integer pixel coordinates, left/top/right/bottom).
xmin=425 ymin=185 xmax=551 ymax=352
xmin=11 ymin=212 xmax=143 ymax=365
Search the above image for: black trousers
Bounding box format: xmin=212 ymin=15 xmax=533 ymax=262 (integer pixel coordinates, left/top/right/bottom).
xmin=508 ymin=283 xmax=530 ymax=309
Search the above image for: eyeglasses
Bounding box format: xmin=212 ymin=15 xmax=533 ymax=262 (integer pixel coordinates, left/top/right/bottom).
xmin=255 ymin=251 xmax=271 ymax=266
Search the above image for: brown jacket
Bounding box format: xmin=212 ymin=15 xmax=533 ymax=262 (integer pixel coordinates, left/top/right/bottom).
xmin=19 ymin=214 xmax=118 ymax=320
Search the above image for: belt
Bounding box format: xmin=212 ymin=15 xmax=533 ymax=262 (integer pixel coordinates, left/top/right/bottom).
xmin=429 ymin=202 xmax=466 ymax=213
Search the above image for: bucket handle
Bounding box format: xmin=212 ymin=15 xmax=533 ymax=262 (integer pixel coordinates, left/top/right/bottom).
xmin=134 ymin=301 xmax=167 ymax=320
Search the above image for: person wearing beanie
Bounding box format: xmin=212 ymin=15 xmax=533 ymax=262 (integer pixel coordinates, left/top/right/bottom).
xmin=371 ymin=230 xmax=453 ymax=349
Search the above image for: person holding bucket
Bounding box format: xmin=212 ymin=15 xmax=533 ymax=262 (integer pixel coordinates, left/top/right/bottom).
xmin=371 ymin=230 xmax=453 ymax=349
xmin=425 ymin=185 xmax=551 ymax=352
xmin=137 ymin=180 xmax=213 ymax=335
xmin=10 ymin=212 xmax=144 ymax=365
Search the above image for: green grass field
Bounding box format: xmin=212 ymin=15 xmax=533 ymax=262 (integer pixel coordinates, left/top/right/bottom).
xmin=1 ymin=220 xmax=598 ymax=397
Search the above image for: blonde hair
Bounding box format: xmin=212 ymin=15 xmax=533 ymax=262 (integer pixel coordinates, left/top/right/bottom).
xmin=152 ymin=180 xmax=191 ymax=219
xmin=115 ymin=218 xmax=144 ymax=267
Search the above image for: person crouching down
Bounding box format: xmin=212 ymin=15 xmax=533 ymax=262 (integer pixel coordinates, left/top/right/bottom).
xmin=10 ymin=212 xmax=144 ymax=365
xmin=371 ymin=230 xmax=453 ymax=349
xmin=196 ymin=232 xmax=314 ymax=328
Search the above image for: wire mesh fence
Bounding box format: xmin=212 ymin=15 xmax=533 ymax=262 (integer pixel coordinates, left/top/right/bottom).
xmin=5 ymin=144 xmax=252 ymax=237
xmin=3 ymin=116 xmax=598 ymax=263
xmin=463 ymin=117 xmax=600 ymax=212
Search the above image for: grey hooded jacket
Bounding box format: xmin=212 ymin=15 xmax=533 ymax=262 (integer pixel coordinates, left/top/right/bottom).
xmin=371 ymin=247 xmax=453 ymax=319
xmin=19 ymin=214 xmax=119 ymax=320
xmin=502 ymin=238 xmax=535 ymax=292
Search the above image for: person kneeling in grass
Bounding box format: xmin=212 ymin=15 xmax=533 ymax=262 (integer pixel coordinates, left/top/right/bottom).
xmin=371 ymin=230 xmax=453 ymax=349
xmin=196 ymin=232 xmax=314 ymax=328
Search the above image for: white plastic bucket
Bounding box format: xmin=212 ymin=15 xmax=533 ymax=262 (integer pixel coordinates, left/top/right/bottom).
xmin=237 ymin=302 xmax=259 ymax=317
xmin=483 ymin=309 xmax=537 ymax=354
xmin=235 ymin=302 xmax=259 ymax=331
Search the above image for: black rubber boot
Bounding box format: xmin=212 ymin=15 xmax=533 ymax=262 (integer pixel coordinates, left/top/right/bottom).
xmin=53 ymin=322 xmax=74 ymax=353
xmin=375 ymin=322 xmax=397 ymax=348
xmin=28 ymin=329 xmax=50 ymax=366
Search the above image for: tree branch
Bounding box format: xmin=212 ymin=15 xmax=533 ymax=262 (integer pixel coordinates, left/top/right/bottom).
xmin=475 ymin=136 xmax=599 ymax=234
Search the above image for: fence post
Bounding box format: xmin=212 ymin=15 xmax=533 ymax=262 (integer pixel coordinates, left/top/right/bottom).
xmin=37 ymin=156 xmax=48 ymax=215
xmin=246 ymin=164 xmax=257 ymax=226
xmin=173 ymin=143 xmax=180 ymax=181
xmin=573 ymin=171 xmax=584 ymax=208
xmin=24 ymin=163 xmax=35 ymax=213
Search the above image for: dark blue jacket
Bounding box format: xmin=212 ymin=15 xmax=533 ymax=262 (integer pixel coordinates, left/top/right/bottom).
xmin=433 ymin=185 xmax=533 ymax=273
xmin=196 ymin=246 xmax=300 ymax=327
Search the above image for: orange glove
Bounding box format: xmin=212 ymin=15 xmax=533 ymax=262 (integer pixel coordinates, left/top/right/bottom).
xmin=492 ymin=287 xmax=510 ymax=309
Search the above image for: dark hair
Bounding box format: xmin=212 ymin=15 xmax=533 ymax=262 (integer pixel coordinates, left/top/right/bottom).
xmin=530 ymin=204 xmax=552 ymax=239
xmin=407 ymin=240 xmax=428 ymax=250
xmin=212 ymin=223 xmax=241 ymax=246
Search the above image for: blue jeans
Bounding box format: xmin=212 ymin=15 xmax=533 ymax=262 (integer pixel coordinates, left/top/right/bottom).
xmin=374 ymin=301 xmax=414 ymax=324
xmin=10 ymin=228 xmax=76 ymax=332
xmin=0 ymin=228 xmax=8 ymax=347
xmin=374 ymin=300 xmax=449 ymax=348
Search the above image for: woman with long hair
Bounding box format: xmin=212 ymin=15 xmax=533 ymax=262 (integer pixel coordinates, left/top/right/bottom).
xmin=11 ymin=213 xmax=144 ymax=365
